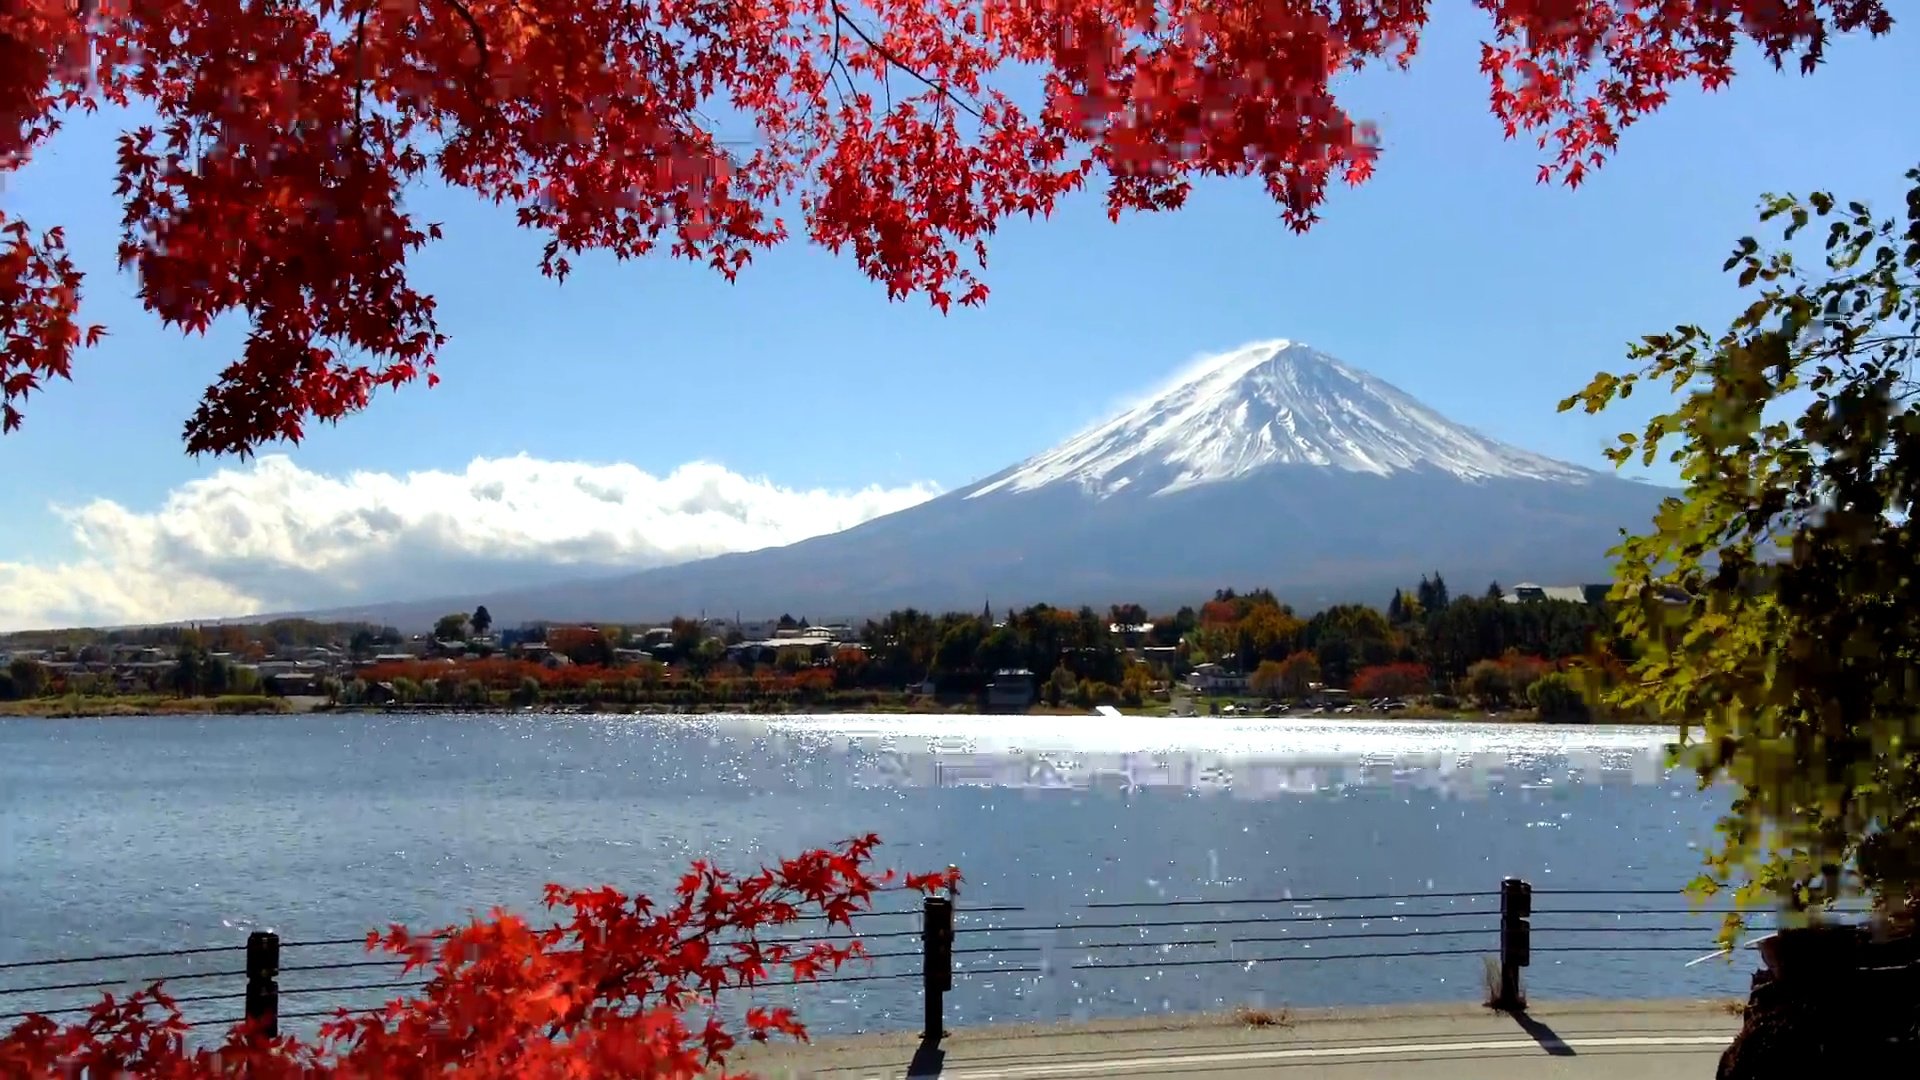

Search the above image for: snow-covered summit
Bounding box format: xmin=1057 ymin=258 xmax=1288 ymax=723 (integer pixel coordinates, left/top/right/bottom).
xmin=967 ymin=340 xmax=1595 ymax=500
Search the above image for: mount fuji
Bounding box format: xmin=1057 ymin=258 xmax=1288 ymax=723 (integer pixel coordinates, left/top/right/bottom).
xmin=969 ymin=340 xmax=1594 ymax=499
xmin=330 ymin=341 xmax=1672 ymax=628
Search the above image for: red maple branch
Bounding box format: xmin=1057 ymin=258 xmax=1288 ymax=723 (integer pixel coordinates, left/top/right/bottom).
xmin=0 ymin=835 xmax=964 ymax=1078
xmin=0 ymin=1 xmax=1896 ymax=453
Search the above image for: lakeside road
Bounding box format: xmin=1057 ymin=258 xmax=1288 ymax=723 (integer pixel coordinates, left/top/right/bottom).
xmin=727 ymin=999 xmax=1743 ymax=1079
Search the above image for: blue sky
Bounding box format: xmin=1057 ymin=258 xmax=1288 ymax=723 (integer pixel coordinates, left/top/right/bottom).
xmin=1 ymin=9 xmax=1914 ymax=630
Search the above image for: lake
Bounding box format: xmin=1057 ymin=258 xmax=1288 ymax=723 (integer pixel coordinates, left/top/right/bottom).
xmin=0 ymin=712 xmax=1760 ymax=1038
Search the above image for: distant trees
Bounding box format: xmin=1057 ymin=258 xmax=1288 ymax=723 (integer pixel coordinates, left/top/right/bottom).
xmin=1353 ymin=663 xmax=1430 ymax=699
xmin=0 ymin=618 xmax=392 ymax=653
xmin=793 ymin=581 xmax=1611 ymax=705
xmin=1528 ymin=672 xmax=1590 ymax=722
xmin=1278 ymin=652 xmax=1320 ymax=699
xmin=1464 ymin=660 xmax=1512 ymax=706
xmin=470 ymin=605 xmax=493 ymax=637
xmin=169 ymin=647 xmax=204 ymax=697
xmin=548 ymin=626 xmax=614 ymax=667
xmin=1 ymin=657 xmax=48 ymax=700
xmin=1148 ymin=606 xmax=1197 ymax=646
xmin=669 ymin=617 xmax=707 ymax=660
xmin=0 ymin=561 xmax=1635 ymax=723
xmin=1420 ymin=596 xmax=1604 ymax=682
xmin=1045 ymin=666 xmax=1077 ymax=707
xmin=1461 ymin=653 xmax=1551 ymax=708
xmin=831 ymin=648 xmax=867 ymax=689
xmin=513 ymin=677 xmax=541 ymax=706
xmin=0 ymin=572 xmax=1632 ymax=715
xmin=1302 ymin=604 xmax=1394 ymax=688
xmin=278 ymin=572 xmax=1648 ymax=722
xmin=433 ymin=613 xmax=470 ymax=641
xmin=162 ymin=644 xmax=257 ymax=698
xmin=1249 ymin=659 xmax=1288 ymax=700
xmin=688 ymin=637 xmax=726 ymax=676
xmin=934 ymin=621 xmax=986 ymax=677
xmin=1232 ymin=604 xmax=1305 ymax=671
xmin=1386 ymin=589 xmax=1423 ymax=625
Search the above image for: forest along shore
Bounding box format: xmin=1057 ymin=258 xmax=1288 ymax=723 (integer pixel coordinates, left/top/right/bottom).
xmin=0 ymin=696 xmax=1608 ymax=725
xmin=2 ymin=580 xmax=1633 ymax=726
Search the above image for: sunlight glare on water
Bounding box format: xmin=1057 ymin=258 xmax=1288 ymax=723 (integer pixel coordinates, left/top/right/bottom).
xmin=0 ymin=713 xmax=1740 ymax=1038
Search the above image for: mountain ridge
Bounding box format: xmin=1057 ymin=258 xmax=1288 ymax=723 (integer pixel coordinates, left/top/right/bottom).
xmin=275 ymin=339 xmax=1670 ymax=631
xmin=967 ymin=340 xmax=1594 ymax=500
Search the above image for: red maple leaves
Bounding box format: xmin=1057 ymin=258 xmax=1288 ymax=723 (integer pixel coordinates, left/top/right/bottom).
xmin=0 ymin=834 xmax=964 ymax=1078
xmin=0 ymin=216 xmax=101 ymax=434
xmin=0 ymin=1 xmax=1896 ymax=454
xmin=1475 ymin=0 xmax=1893 ymax=189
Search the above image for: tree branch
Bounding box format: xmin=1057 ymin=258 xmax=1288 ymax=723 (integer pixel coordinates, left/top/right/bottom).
xmin=439 ymin=0 xmax=492 ymax=77
xmin=431 ymin=0 xmax=497 ymax=116
xmin=830 ymin=3 xmax=981 ymax=120
xmin=350 ymin=8 xmax=369 ymax=151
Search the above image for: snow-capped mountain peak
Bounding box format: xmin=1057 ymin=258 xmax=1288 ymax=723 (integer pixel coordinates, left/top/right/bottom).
xmin=967 ymin=340 xmax=1594 ymax=500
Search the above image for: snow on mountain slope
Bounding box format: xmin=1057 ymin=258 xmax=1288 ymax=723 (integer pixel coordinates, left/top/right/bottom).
xmin=968 ymin=340 xmax=1595 ymax=500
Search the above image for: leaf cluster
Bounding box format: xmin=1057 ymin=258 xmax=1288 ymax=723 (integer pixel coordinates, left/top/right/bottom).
xmin=0 ymin=836 xmax=962 ymax=1077
xmin=1561 ymin=165 xmax=1920 ymax=942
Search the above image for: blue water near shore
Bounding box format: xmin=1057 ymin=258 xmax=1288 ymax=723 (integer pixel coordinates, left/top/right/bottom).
xmin=0 ymin=713 xmax=1758 ymax=1038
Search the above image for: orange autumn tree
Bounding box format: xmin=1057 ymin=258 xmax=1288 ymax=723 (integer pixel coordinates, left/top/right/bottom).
xmin=0 ymin=1 xmax=1897 ymax=453
xmin=0 ymin=834 xmax=963 ymax=1078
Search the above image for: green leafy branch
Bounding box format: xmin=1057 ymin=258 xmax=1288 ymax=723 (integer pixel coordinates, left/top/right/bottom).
xmin=1561 ymin=165 xmax=1920 ymax=949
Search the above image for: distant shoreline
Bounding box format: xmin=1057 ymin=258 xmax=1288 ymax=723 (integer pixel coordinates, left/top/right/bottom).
xmin=0 ymin=694 xmax=295 ymax=719
xmin=0 ymin=695 xmax=1659 ymax=727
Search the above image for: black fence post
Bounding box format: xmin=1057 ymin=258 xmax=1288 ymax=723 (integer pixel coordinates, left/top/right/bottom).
xmin=1498 ymin=877 xmax=1531 ymax=1010
xmin=921 ymin=894 xmax=954 ymax=1040
xmin=245 ymin=931 xmax=280 ymax=1037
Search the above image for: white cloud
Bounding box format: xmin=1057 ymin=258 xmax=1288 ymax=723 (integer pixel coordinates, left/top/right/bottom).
xmin=0 ymin=454 xmax=941 ymax=631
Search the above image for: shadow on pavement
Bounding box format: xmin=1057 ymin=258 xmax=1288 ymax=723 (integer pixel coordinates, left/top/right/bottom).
xmin=1511 ymin=1011 xmax=1576 ymax=1056
xmin=906 ymin=1034 xmax=946 ymax=1076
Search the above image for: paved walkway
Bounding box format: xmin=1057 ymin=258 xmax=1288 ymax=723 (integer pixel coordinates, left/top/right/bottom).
xmin=729 ymin=999 xmax=1742 ymax=1079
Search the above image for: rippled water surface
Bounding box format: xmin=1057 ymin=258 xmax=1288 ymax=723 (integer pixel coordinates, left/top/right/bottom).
xmin=0 ymin=713 xmax=1755 ymax=1035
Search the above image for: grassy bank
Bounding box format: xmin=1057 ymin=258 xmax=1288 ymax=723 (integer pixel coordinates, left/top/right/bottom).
xmin=0 ymin=694 xmax=294 ymax=718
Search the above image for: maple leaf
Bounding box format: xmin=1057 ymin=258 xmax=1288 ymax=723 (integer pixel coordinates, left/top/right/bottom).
xmin=2 ymin=837 xmax=954 ymax=1078
xmin=0 ymin=2 xmax=1898 ymax=452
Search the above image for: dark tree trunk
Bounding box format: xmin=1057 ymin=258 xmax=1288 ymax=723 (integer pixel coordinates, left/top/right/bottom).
xmin=1717 ymin=924 xmax=1920 ymax=1078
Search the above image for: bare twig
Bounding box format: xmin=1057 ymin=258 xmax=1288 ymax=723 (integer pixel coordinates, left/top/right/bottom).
xmin=828 ymin=10 xmax=852 ymax=110
xmin=830 ymin=3 xmax=982 ymax=120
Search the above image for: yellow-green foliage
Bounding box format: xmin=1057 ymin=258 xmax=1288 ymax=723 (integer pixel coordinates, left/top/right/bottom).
xmin=1562 ymin=165 xmax=1920 ymax=945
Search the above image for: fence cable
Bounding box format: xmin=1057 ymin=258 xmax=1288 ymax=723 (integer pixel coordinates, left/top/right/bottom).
xmin=0 ymin=945 xmax=236 ymax=971
xmin=0 ymin=969 xmax=246 ymax=997
xmin=1069 ymin=947 xmax=1491 ymax=972
xmin=962 ymin=910 xmax=1497 ymax=936
xmin=1085 ymin=892 xmax=1495 ymax=909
